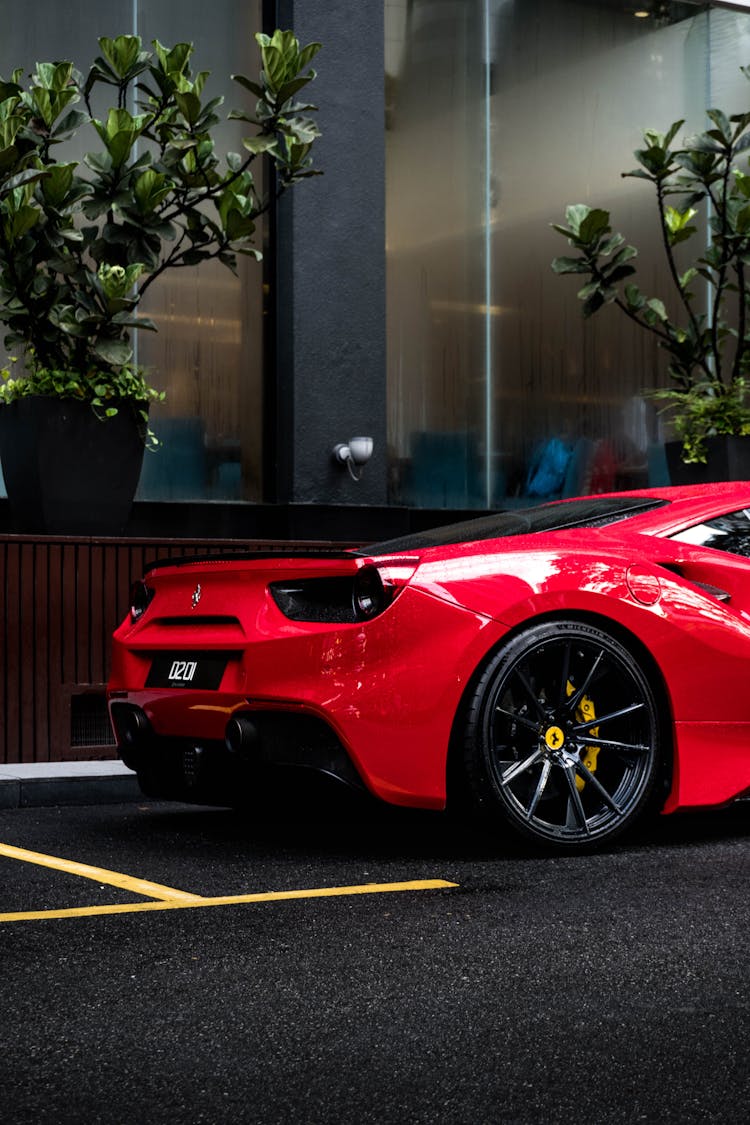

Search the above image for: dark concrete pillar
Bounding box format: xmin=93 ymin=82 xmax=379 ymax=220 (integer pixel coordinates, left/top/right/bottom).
xmin=272 ymin=0 xmax=386 ymax=505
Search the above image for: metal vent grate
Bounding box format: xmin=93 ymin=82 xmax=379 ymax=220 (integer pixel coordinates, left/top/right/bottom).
xmin=71 ymin=693 xmax=116 ymax=748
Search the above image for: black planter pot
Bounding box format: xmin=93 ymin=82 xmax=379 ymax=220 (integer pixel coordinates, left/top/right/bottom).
xmin=664 ymin=435 xmax=750 ymax=486
xmin=0 ymin=396 xmax=147 ymax=535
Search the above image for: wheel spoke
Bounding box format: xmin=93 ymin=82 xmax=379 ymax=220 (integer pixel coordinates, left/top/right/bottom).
xmin=571 ymin=701 xmax=645 ymax=734
xmin=563 ymin=764 xmax=590 ymax=833
xmin=564 ymin=649 xmax=605 ymax=715
xmin=525 ymin=758 xmax=553 ymax=820
xmin=499 ymin=747 xmax=544 ymax=786
xmin=494 ymin=705 xmax=540 ymax=735
xmin=576 ymin=734 xmax=650 ymax=756
xmin=511 ymin=667 xmax=547 ymax=721
xmin=557 ymin=641 xmax=572 ymax=708
xmin=575 ymin=758 xmax=622 ymax=814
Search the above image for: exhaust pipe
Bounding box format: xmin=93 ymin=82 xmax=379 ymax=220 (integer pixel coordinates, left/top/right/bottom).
xmin=111 ymin=704 xmax=151 ymax=748
xmin=225 ymin=715 xmax=259 ymax=755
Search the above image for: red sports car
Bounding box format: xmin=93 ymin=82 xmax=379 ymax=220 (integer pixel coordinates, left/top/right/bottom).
xmin=108 ymin=483 xmax=750 ymax=850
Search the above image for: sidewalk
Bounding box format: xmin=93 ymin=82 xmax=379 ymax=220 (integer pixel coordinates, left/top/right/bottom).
xmin=0 ymin=760 xmax=140 ymax=810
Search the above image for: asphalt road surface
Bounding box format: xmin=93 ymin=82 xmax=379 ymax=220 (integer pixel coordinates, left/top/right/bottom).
xmin=1 ymin=785 xmax=748 ymax=1125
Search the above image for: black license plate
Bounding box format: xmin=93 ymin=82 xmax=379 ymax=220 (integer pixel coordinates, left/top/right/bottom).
xmin=146 ymin=652 xmax=231 ymax=690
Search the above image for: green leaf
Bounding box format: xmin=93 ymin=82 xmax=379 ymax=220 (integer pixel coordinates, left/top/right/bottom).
xmin=82 ymin=150 xmax=112 ymax=175
xmin=2 ymin=167 xmax=48 ymax=194
xmin=40 ymin=162 xmax=75 ymax=206
xmin=242 ymin=135 xmax=278 ymax=155
xmin=599 ymin=233 xmax=625 ymax=256
xmin=92 ymin=107 xmax=150 ymax=167
xmin=664 ymin=205 xmax=697 ymax=234
xmin=277 ymin=76 xmax=317 ymax=105
xmin=152 ymin=39 xmax=193 ymax=80
xmin=706 ymin=108 xmax=731 ymax=140
xmin=577 ymin=281 xmax=600 ymax=300
xmin=98 ymin=35 xmax=145 ymax=78
xmin=232 ymin=74 xmax=264 ymax=98
xmin=551 ymin=256 xmax=590 ymax=275
xmin=133 ymin=168 xmax=173 ymax=213
xmin=610 ymin=244 xmax=637 ymax=267
xmin=175 ymin=90 xmax=202 ymax=126
xmin=582 ymin=290 xmax=606 ymax=318
xmin=606 ymin=264 xmax=636 ymax=284
xmin=578 ymin=208 xmax=611 ymax=244
xmin=282 ymin=115 xmax=320 ymax=145
xmin=624 ymin=284 xmax=645 ymax=310
xmin=92 ymin=338 xmax=133 ymax=366
xmin=563 ymin=204 xmax=593 ymax=237
xmin=663 ymin=119 xmax=685 ymax=148
xmin=51 ymin=108 xmax=88 ymax=138
xmin=7 ymin=203 xmax=40 ymax=241
xmin=646 ymin=298 xmax=668 ymax=322
xmin=734 ymin=169 xmax=750 ymax=198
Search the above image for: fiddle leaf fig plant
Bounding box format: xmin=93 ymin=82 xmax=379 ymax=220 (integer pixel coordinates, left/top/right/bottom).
xmin=552 ymin=73 xmax=750 ymax=464
xmin=0 ymin=29 xmax=321 ymax=431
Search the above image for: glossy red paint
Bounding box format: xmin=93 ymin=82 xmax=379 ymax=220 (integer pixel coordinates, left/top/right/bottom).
xmin=109 ymin=483 xmax=750 ymax=831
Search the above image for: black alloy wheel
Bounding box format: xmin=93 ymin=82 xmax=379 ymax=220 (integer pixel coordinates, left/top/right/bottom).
xmin=463 ymin=620 xmax=662 ymax=850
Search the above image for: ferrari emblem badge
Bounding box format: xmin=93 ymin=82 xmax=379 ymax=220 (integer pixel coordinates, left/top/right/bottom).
xmin=191 ymin=583 xmax=202 ymax=609
xmin=544 ymin=726 xmax=564 ymax=750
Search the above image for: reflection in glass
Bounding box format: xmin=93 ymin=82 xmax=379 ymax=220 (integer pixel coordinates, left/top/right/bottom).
xmin=672 ymin=508 xmax=750 ymax=557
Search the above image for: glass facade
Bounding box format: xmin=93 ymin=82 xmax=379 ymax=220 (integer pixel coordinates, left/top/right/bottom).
xmin=385 ymin=0 xmax=750 ymax=509
xmin=5 ymin=1 xmax=750 ymax=517
xmin=0 ymin=0 xmax=265 ymax=503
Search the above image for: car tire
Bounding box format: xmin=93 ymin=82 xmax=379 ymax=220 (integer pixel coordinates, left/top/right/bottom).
xmin=462 ymin=619 xmax=662 ymax=850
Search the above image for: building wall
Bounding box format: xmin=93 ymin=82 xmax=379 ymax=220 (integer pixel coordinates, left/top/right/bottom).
xmin=273 ymin=0 xmax=388 ymax=506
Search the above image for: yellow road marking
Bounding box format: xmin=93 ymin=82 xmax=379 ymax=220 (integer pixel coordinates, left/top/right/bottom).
xmin=0 ymin=879 xmax=457 ymax=923
xmin=0 ymin=842 xmax=203 ymax=903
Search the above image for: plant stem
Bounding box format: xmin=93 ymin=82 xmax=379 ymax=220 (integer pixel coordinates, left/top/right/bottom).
xmin=655 ymin=179 xmax=709 ymax=378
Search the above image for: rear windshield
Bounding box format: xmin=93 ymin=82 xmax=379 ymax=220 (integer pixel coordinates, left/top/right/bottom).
xmin=361 ymin=497 xmax=667 ymax=555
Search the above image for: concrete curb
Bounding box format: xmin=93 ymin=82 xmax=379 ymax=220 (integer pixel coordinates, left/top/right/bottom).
xmin=0 ymin=761 xmax=140 ymax=809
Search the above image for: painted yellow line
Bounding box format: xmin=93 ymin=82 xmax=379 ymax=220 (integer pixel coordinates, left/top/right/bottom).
xmin=0 ymin=842 xmax=203 ymax=903
xmin=0 ymin=879 xmax=457 ymax=923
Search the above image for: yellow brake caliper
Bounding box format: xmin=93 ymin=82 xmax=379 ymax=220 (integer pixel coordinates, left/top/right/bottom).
xmin=566 ymin=681 xmax=600 ymax=791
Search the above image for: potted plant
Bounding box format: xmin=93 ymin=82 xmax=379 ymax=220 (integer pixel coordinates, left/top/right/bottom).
xmin=0 ymin=29 xmax=321 ymax=533
xmin=551 ymin=71 xmax=750 ymax=483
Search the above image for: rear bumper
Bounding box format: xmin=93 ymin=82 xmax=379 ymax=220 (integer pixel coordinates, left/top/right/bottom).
xmin=110 ymin=701 xmax=366 ymax=805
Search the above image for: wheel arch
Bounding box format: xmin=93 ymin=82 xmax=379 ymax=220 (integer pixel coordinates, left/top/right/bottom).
xmin=446 ymin=608 xmax=675 ymax=809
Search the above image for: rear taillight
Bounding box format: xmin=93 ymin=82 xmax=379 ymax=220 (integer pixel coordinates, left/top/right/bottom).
xmin=129 ymin=580 xmax=155 ymax=623
xmin=270 ymin=559 xmax=417 ymax=624
xmin=352 ymin=565 xmax=386 ymax=619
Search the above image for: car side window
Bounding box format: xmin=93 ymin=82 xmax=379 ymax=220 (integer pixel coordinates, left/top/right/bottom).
xmin=671 ymin=508 xmax=750 ymax=558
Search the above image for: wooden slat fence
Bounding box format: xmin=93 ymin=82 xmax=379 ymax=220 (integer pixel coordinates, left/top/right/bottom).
xmin=0 ymin=535 xmax=339 ymax=764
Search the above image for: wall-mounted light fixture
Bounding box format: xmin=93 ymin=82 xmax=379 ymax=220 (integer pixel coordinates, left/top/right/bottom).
xmin=332 ymin=436 xmax=374 ymax=481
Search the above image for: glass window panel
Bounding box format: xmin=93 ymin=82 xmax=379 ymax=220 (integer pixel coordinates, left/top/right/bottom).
xmin=385 ymin=0 xmax=487 ymax=509
xmin=487 ymin=0 xmax=708 ymax=507
xmin=0 ymin=0 xmax=265 ymax=503
xmin=134 ymin=0 xmax=264 ymax=503
xmin=384 ymin=0 xmax=730 ymax=511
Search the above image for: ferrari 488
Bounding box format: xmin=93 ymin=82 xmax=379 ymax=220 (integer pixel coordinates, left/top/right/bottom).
xmin=109 ymin=483 xmax=750 ymax=850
